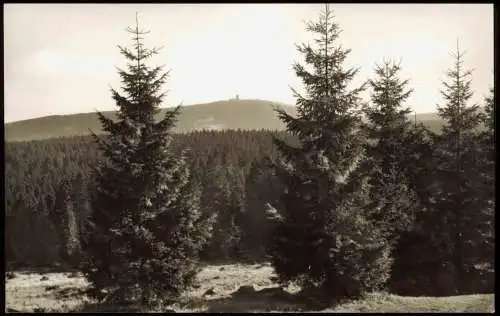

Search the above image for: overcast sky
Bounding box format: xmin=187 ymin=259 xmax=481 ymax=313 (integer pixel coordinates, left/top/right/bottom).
xmin=4 ymin=3 xmax=494 ymax=123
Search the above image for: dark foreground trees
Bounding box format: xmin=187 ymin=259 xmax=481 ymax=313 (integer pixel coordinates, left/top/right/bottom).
xmin=390 ymin=44 xmax=495 ymax=296
xmin=268 ymin=4 xmax=392 ymax=301
xmin=431 ymin=44 xmax=493 ymax=294
xmin=4 ymin=130 xmax=292 ymax=269
xmin=478 ymin=87 xmax=495 ymax=268
xmin=360 ymin=59 xmax=419 ymax=242
xmin=80 ymin=16 xmax=213 ymax=307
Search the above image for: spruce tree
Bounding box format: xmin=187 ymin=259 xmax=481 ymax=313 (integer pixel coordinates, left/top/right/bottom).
xmin=432 ymin=43 xmax=490 ymax=294
xmin=482 ymin=87 xmax=494 ymax=140
xmin=360 ymin=60 xmax=419 ymax=241
xmin=476 ymin=87 xmax=495 ymax=279
xmin=269 ymin=4 xmax=392 ymax=300
xmin=51 ymin=178 xmax=82 ymax=268
xmin=480 ymin=87 xmax=495 ymax=206
xmin=386 ymin=122 xmax=441 ymax=296
xmin=80 ymin=15 xmax=212 ymax=307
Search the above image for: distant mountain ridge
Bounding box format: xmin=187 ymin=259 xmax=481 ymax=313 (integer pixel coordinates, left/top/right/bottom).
xmin=4 ymin=99 xmax=443 ymax=142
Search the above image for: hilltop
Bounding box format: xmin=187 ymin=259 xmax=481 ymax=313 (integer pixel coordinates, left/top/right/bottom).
xmin=4 ymin=99 xmax=443 ymax=142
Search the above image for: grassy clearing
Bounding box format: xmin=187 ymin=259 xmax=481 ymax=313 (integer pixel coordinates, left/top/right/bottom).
xmin=5 ymin=263 xmax=494 ymax=313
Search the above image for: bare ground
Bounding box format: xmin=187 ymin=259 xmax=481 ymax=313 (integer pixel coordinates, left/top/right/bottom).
xmin=5 ymin=263 xmax=495 ymax=313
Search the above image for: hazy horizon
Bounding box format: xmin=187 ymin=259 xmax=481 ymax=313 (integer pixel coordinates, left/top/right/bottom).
xmin=4 ymin=3 xmax=494 ymax=123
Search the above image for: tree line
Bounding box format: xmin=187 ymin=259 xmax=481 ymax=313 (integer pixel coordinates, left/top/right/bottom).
xmin=5 ymin=5 xmax=494 ymax=308
xmin=5 ymin=130 xmax=293 ymax=265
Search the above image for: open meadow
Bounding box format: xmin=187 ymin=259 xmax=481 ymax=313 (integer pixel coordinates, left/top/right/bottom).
xmin=6 ymin=263 xmax=495 ymax=313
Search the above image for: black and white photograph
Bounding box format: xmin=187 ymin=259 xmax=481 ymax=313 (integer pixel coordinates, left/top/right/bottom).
xmin=4 ymin=3 xmax=495 ymax=313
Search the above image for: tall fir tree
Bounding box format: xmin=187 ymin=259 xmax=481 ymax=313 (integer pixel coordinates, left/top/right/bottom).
xmin=480 ymin=87 xmax=495 ymax=206
xmin=482 ymin=87 xmax=495 ymax=142
xmin=359 ymin=60 xmax=419 ymax=241
xmin=268 ymin=4 xmax=392 ymax=300
xmin=385 ymin=121 xmax=441 ymax=296
xmin=80 ymin=15 xmax=212 ymax=307
xmin=476 ymin=87 xmax=495 ymax=275
xmin=431 ymin=42 xmax=490 ymax=294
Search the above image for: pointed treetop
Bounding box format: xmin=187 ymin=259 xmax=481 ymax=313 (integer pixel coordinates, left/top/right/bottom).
xmin=126 ymin=11 xmax=150 ymax=38
xmin=448 ymin=38 xmax=470 ymax=71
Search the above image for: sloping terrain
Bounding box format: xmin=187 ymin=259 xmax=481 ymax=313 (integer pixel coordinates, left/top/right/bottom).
xmin=4 ymin=99 xmax=297 ymax=142
xmin=4 ymin=99 xmax=446 ymax=142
